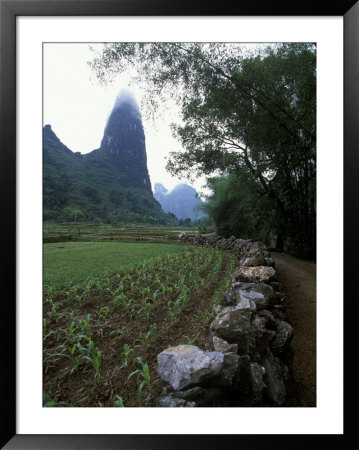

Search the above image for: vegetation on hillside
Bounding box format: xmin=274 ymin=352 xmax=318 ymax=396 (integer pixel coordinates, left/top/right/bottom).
xmin=43 ymin=123 xmax=176 ymax=226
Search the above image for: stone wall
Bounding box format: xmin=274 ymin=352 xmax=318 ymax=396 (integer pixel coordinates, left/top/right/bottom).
xmin=155 ymin=233 xmax=293 ymax=407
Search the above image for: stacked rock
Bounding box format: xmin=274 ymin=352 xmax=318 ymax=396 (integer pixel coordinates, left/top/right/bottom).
xmin=156 ymin=234 xmax=293 ymax=407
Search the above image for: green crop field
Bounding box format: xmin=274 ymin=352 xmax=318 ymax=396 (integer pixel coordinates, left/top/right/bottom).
xmin=43 ymin=245 xmax=235 ymax=407
xmin=43 ymin=241 xmax=184 ymax=289
xmin=42 ymin=224 xmax=233 ymax=408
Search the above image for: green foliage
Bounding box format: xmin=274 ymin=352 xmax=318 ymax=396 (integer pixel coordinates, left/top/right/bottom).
xmin=112 ymin=395 xmax=125 ymax=407
xmin=90 ymin=43 xmax=316 ymax=259
xmin=192 ymin=215 xmax=214 ymax=229
xmin=43 ymin=244 xmax=236 ymax=406
xmin=197 ymin=225 xmax=207 ymax=234
xmin=76 ymin=335 xmax=102 ymax=389
xmin=204 ymin=173 xmax=274 ymax=243
xmin=178 ymin=217 xmax=191 ymax=227
xmin=82 ymin=185 xmax=101 ymax=204
xmin=179 ymin=335 xmax=197 ymax=345
xmin=43 ymin=393 xmax=72 ymax=407
xmin=120 ymin=344 xmax=134 ymax=369
xmin=128 ymin=357 xmax=152 ymax=406
xmin=43 ymin=241 xmax=183 ymax=288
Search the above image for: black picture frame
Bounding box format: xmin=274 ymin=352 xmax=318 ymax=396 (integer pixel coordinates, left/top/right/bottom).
xmin=1 ymin=0 xmax=357 ymax=448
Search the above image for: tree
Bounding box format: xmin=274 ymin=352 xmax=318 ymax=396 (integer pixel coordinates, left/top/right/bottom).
xmin=83 ymin=185 xmax=101 ymax=204
xmin=90 ymin=43 xmax=316 ymax=259
xmin=109 ymin=189 xmax=123 ymax=207
xmin=204 ymin=173 xmax=277 ymax=244
xmin=62 ymin=207 xmax=86 ymax=223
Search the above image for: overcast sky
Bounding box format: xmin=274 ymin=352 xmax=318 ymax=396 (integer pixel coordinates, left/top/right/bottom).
xmin=43 ymin=43 xmax=210 ymax=194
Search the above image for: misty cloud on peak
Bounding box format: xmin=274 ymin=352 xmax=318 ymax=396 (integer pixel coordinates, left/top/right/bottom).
xmin=113 ymin=88 xmax=140 ymax=117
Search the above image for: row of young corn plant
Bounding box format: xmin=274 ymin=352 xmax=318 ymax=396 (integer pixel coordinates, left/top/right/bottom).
xmin=43 ymin=247 xmax=218 ymax=308
xmin=44 ymin=246 xmax=227 ymax=341
xmin=43 ymin=246 xmax=235 ymax=406
xmin=198 ymin=254 xmax=236 ymax=325
xmin=85 ymin=248 xmax=218 ymax=325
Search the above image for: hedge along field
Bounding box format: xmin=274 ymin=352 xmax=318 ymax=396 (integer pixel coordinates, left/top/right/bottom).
xmin=43 ymin=246 xmax=235 ymax=407
xmin=43 ymin=242 xmax=184 ymax=289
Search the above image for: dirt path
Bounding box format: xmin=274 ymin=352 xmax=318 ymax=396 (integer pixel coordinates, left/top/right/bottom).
xmin=271 ymin=252 xmax=316 ymax=407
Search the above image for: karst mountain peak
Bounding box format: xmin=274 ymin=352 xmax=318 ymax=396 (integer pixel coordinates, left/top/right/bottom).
xmin=100 ymin=89 xmax=151 ymax=193
xmin=43 ymin=89 xmax=176 ymax=224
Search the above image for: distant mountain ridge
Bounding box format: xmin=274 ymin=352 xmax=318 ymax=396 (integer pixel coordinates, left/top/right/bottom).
xmin=43 ymin=90 xmax=176 ymax=225
xmin=154 ymin=182 xmax=205 ymax=220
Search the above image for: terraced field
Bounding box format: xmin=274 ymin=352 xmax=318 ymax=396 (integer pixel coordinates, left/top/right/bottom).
xmin=43 ymin=222 xmax=205 ymax=244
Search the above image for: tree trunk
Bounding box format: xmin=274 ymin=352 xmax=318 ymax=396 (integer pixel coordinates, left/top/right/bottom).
xmin=276 ymin=222 xmax=287 ymax=252
xmin=276 ymin=233 xmax=284 ymax=252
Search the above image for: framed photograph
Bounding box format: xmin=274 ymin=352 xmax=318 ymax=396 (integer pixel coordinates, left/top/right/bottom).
xmin=1 ymin=0 xmax=357 ymax=448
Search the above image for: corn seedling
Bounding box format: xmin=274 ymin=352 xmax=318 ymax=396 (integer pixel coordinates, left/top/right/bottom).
xmin=103 ymin=276 xmax=111 ymax=290
xmin=120 ymin=344 xmax=134 ymax=369
xmin=138 ymin=301 xmax=151 ymax=322
xmin=78 ymin=313 xmax=91 ymax=334
xmin=120 ymin=295 xmax=132 ymax=311
xmin=56 ymin=308 xmax=74 ymax=322
xmin=43 ymin=393 xmax=72 ymax=407
xmin=44 ymin=285 xmax=55 ymax=296
xmin=76 ymin=336 xmax=102 ymax=389
xmin=134 ymin=323 xmax=157 ymax=348
xmin=70 ymin=285 xmax=79 ymax=297
xmin=95 ymin=280 xmax=103 ymax=294
xmin=51 ymin=303 xmax=57 ymax=314
xmin=150 ymin=289 xmax=161 ymax=303
xmin=167 ymin=308 xmax=177 ymax=324
xmin=112 ymin=395 xmax=125 ymax=407
xmin=178 ymin=285 xmax=191 ymax=305
xmin=46 ymin=296 xmax=54 ymax=306
xmin=141 ymin=287 xmax=150 ymax=300
xmin=109 ymin=328 xmax=124 ymax=338
xmin=134 ymin=332 xmax=150 ymax=348
xmin=127 ymin=357 xmax=151 ymax=406
xmin=43 ymin=328 xmax=62 ymax=344
xmin=148 ymin=323 xmax=157 ymax=338
xmin=83 ymin=280 xmax=94 ymax=298
xmin=129 ymin=304 xmax=143 ymax=321
xmin=194 ymin=310 xmax=211 ymax=324
xmin=106 ymin=286 xmax=121 ymax=302
xmin=160 ymin=283 xmax=166 ymax=296
xmin=50 ymin=342 xmax=81 ymax=372
xmin=98 ymin=306 xmax=111 ymax=321
xmin=75 ymin=293 xmax=85 ymax=307
xmin=43 ymin=319 xmax=60 ymax=342
xmin=180 ymin=335 xmax=196 ymax=345
xmin=66 ymin=320 xmax=78 ymax=342
xmin=167 ymin=286 xmax=173 ymax=296
xmin=85 ymin=348 xmax=102 ymax=389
